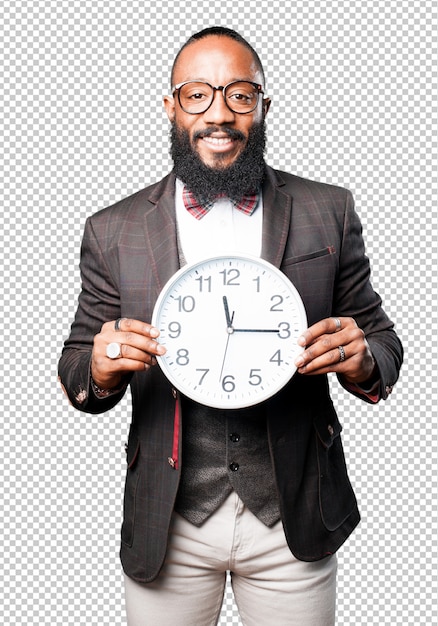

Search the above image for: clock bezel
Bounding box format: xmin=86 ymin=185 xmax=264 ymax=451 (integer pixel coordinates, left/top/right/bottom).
xmin=151 ymin=254 xmax=307 ymax=409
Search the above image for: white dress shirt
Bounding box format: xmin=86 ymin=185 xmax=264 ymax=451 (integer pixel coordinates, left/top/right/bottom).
xmin=175 ymin=178 xmax=263 ymax=265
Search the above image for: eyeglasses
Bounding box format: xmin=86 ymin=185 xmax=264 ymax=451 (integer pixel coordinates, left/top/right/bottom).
xmin=172 ymin=80 xmax=264 ymax=115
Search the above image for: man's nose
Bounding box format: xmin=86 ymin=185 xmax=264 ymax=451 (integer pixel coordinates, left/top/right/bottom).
xmin=202 ymin=89 xmax=236 ymax=124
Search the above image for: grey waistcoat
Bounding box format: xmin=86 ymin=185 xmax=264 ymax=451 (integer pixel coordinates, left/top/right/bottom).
xmin=174 ymin=396 xmax=281 ymax=527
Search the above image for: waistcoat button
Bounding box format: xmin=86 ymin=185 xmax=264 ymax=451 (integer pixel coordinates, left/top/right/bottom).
xmin=229 ymin=433 xmax=240 ymax=442
xmin=229 ymin=462 xmax=239 ymax=472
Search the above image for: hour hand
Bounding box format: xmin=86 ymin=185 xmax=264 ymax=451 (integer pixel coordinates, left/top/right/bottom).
xmin=222 ymin=296 xmax=234 ymax=329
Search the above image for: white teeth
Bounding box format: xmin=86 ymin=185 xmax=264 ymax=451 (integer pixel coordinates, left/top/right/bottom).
xmin=202 ymin=136 xmax=233 ymax=145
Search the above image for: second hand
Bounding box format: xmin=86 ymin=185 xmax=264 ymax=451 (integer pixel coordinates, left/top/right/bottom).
xmin=219 ymin=309 xmax=235 ymax=381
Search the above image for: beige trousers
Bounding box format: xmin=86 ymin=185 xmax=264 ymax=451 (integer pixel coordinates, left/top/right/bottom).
xmin=124 ymin=492 xmax=337 ymax=626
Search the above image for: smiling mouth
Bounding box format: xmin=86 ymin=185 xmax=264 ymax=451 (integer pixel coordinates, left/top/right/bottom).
xmin=195 ymin=127 xmax=245 ymax=143
xmin=201 ymin=136 xmax=235 ymax=146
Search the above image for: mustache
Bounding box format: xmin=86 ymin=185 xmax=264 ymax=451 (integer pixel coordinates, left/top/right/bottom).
xmin=193 ymin=126 xmax=246 ymax=141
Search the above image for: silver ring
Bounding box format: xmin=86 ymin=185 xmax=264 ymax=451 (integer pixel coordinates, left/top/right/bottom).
xmin=115 ymin=317 xmax=124 ymax=331
xmin=333 ymin=317 xmax=342 ymax=332
xmin=106 ymin=342 xmax=122 ymax=359
xmin=338 ymin=345 xmax=346 ymax=363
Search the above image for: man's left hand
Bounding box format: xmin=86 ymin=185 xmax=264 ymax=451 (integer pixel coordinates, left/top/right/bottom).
xmin=295 ymin=317 xmax=377 ymax=385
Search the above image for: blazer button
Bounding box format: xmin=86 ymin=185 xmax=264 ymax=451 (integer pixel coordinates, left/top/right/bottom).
xmin=229 ymin=462 xmax=239 ymax=472
xmin=327 ymin=424 xmax=334 ymax=436
xmin=385 ymin=385 xmax=393 ymax=395
xmin=229 ymin=433 xmax=241 ymax=443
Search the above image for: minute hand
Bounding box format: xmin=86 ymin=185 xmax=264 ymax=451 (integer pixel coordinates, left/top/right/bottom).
xmin=233 ymin=328 xmax=280 ymax=333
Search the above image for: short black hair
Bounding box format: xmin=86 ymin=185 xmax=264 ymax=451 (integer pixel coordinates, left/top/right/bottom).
xmin=171 ymin=26 xmax=265 ymax=87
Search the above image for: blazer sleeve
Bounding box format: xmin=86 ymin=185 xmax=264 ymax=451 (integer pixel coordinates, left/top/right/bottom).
xmin=333 ymin=191 xmax=403 ymax=402
xmin=58 ymin=216 xmax=129 ymax=414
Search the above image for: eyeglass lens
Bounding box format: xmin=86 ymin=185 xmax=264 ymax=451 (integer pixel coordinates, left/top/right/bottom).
xmin=178 ymin=81 xmax=260 ymax=114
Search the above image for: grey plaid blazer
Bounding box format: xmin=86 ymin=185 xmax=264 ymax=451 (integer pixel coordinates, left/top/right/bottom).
xmin=58 ymin=166 xmax=403 ymax=582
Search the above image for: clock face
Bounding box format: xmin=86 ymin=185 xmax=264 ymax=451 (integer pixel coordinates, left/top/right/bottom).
xmin=152 ymin=255 xmax=307 ymax=409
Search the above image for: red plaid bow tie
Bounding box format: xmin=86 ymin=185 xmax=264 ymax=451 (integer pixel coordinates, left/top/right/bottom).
xmin=183 ymin=186 xmax=259 ymax=220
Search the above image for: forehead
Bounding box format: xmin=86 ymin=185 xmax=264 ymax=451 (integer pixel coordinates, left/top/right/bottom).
xmin=172 ymin=36 xmax=262 ymax=86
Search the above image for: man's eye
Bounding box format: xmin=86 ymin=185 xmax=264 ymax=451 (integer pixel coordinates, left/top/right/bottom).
xmin=183 ymin=89 xmax=210 ymax=101
xmin=228 ymin=92 xmax=253 ymax=102
xmin=189 ymin=92 xmax=207 ymax=100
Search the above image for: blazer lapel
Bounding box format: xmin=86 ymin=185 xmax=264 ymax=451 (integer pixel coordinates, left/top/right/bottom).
xmin=142 ymin=173 xmax=180 ymax=294
xmin=261 ymin=166 xmax=292 ymax=268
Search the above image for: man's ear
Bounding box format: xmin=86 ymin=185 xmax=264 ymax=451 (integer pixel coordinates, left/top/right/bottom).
xmin=263 ymin=98 xmax=271 ymax=116
xmin=163 ymin=95 xmax=175 ymax=122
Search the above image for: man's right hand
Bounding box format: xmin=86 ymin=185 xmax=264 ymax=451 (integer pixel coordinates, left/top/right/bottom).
xmin=91 ymin=317 xmax=166 ymax=390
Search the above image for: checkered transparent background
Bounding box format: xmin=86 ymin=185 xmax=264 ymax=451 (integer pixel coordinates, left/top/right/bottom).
xmin=1 ymin=0 xmax=436 ymax=624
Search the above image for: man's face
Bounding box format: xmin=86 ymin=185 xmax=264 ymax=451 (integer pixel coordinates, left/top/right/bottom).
xmin=164 ymin=36 xmax=269 ymax=169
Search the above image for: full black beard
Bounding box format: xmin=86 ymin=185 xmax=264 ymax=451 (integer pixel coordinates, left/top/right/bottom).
xmin=170 ymin=121 xmax=267 ymax=204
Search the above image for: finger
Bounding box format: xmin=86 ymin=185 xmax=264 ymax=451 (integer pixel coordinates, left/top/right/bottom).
xmin=296 ymin=348 xmax=370 ymax=378
xmin=295 ymin=344 xmax=348 ymax=372
xmin=115 ymin=330 xmax=166 ymax=357
xmin=118 ymin=317 xmax=161 ymax=338
xmin=297 ymin=316 xmax=355 ymax=347
xmin=116 ymin=341 xmax=166 ymax=363
xmin=93 ymin=330 xmax=166 ymax=362
xmin=98 ymin=320 xmax=164 ymax=358
xmin=102 ymin=317 xmax=160 ymax=339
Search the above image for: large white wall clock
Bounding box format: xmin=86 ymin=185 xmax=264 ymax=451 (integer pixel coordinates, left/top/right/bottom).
xmin=152 ymin=255 xmax=307 ymax=409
